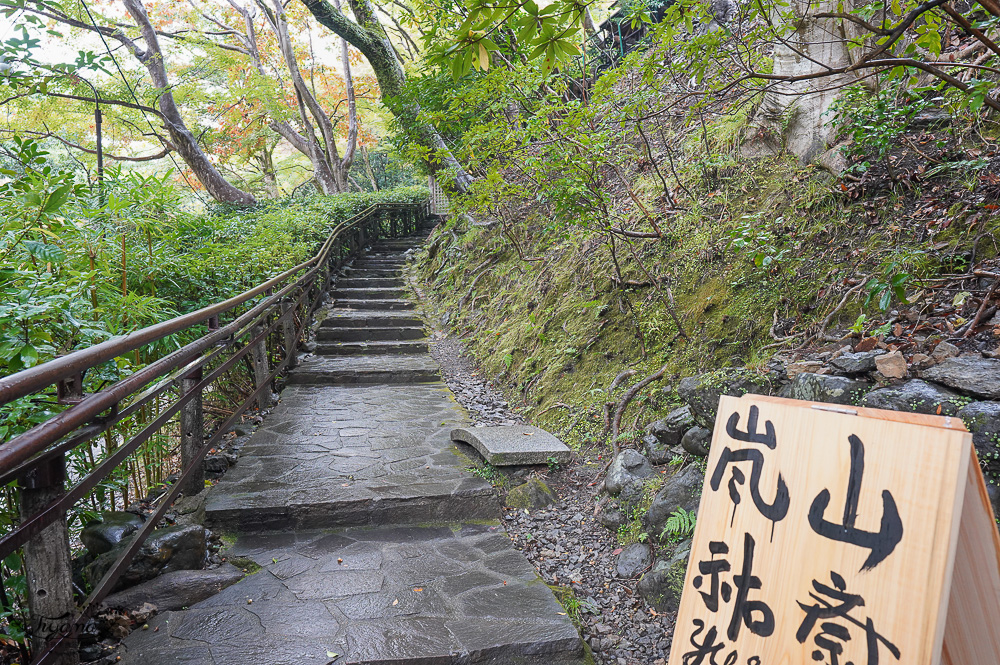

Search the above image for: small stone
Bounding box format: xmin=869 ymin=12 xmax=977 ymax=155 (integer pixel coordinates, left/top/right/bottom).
xmin=875 ymin=350 xmax=908 ymax=379
xmin=829 ymin=349 xmax=885 ymax=375
xmin=910 ymin=353 xmax=932 ymax=368
xmin=931 ymin=341 xmax=960 ymax=362
xmin=786 ymin=361 xmax=824 ymax=378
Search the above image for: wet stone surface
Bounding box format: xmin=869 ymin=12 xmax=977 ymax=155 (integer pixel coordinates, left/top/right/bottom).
xmin=204 ymin=384 xmax=497 ymax=531
xmin=118 ymin=525 xmax=582 ymax=665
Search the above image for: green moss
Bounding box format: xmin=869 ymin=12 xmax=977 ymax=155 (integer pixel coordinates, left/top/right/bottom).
xmin=227 ymin=556 xmax=262 ymax=574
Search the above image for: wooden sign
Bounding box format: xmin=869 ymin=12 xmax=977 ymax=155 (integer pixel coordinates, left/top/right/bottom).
xmin=668 ymin=394 xmax=1000 ymax=665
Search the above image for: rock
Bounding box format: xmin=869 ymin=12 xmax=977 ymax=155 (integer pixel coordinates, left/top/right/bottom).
xmin=642 ymin=434 xmax=672 ymax=466
xmin=84 ymin=524 xmax=207 ymax=592
xmin=861 ymin=379 xmax=966 ymax=416
xmin=931 ymin=341 xmax=961 ymax=362
xmin=854 ymin=337 xmax=879 ymax=352
xmin=203 ymin=454 xmax=230 ymax=477
xmin=101 ymin=564 xmax=244 ymax=614
xmin=644 ymin=465 xmax=703 ymax=535
xmin=505 ymin=478 xmax=557 ymax=510
xmin=646 ymin=406 xmax=696 ymax=447
xmin=617 ymin=481 xmax=649 ymax=514
xmin=680 ymin=427 xmax=712 ymax=457
xmin=786 ymin=361 xmax=824 ymax=378
xmin=922 ymin=357 xmax=1000 ymax=399
xmin=615 ymin=543 xmax=653 ymax=579
xmin=678 ymin=371 xmax=774 ymax=427
xmin=643 ymin=407 xmax=695 ymax=464
xmin=829 ymin=349 xmax=885 ymax=374
xmin=779 ymin=373 xmax=870 ymax=405
xmin=910 ymin=353 xmax=932 ymax=369
xmin=875 ymin=350 xmax=908 ymax=379
xmin=637 ymin=540 xmax=691 ymax=613
xmin=605 ymin=450 xmax=655 ymax=496
xmin=958 ymin=402 xmax=1000 ymax=480
xmin=81 ymin=512 xmax=143 ymax=556
xmin=910 ymin=109 xmax=951 ymax=129
xmin=597 ymin=503 xmax=625 ymax=531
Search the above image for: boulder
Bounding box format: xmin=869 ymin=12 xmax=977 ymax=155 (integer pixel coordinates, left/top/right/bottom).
xmin=861 ymin=379 xmax=966 ymax=416
xmin=615 ymin=543 xmax=653 ymax=579
xmin=203 ymin=454 xmax=230 ymax=478
xmin=678 ymin=371 xmax=774 ymax=427
xmin=605 ymin=449 xmax=655 ymax=496
xmin=642 ymin=434 xmax=672 ymax=466
xmin=84 ymin=524 xmax=207 ymax=592
xmin=779 ymin=373 xmax=870 ymax=405
xmin=643 ymin=407 xmax=695 ymax=464
xmin=875 ymin=350 xmax=908 ymax=379
xmin=643 ymin=465 xmax=703 ymax=535
xmin=830 ymin=349 xmax=885 ymax=374
xmin=646 ymin=406 xmax=696 ymax=446
xmin=505 ymin=478 xmax=557 ymax=510
xmin=958 ymin=401 xmax=1000 ymax=480
xmin=100 ymin=564 xmax=244 ymax=613
xmin=680 ymin=427 xmax=712 ymax=457
xmin=617 ymin=481 xmax=648 ymax=514
xmin=922 ymin=357 xmax=1000 ymax=399
xmin=637 ymin=540 xmax=691 ymax=613
xmin=81 ymin=512 xmax=143 ymax=556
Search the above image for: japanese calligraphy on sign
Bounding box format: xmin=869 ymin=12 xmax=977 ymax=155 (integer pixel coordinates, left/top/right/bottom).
xmin=668 ymin=394 xmax=1000 ymax=665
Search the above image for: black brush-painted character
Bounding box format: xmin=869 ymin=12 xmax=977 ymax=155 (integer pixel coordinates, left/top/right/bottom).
xmin=796 ymin=571 xmax=901 ymax=665
xmin=711 ymin=405 xmax=791 ymax=529
xmin=808 ymin=434 xmax=903 ymax=571
xmin=691 ymin=534 xmax=775 ymax=641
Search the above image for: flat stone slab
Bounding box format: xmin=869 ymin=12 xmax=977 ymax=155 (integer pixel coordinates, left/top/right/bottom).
xmin=118 ymin=525 xmax=583 ymax=665
xmin=205 ymin=384 xmax=496 ymax=531
xmin=288 ymin=355 xmax=440 ymax=385
xmin=451 ymin=426 xmax=572 ymax=466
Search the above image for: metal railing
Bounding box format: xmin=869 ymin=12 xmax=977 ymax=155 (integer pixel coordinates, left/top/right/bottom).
xmin=0 ymin=201 xmax=430 ymax=664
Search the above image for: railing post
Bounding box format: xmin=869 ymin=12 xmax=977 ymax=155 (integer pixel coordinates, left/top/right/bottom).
xmin=251 ymin=325 xmax=271 ymax=410
xmin=20 ymin=455 xmax=78 ymax=665
xmin=282 ymin=301 xmax=298 ymax=370
xmin=179 ymin=367 xmax=204 ymax=496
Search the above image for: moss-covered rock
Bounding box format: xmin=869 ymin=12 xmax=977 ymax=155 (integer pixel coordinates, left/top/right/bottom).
xmin=504 ymin=478 xmax=557 ymax=509
xmin=637 ymin=540 xmax=691 ymax=613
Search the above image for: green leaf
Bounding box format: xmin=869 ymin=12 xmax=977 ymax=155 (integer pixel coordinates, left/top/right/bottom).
xmin=19 ymin=345 xmax=38 ymax=368
xmin=22 ymin=240 xmax=66 ymax=264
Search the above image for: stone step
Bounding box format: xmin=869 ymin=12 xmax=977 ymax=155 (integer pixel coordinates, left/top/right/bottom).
xmin=203 ymin=383 xmax=495 ymax=532
xmin=119 ymin=524 xmax=584 ymax=665
xmin=316 ymin=340 xmax=429 ymax=355
xmin=320 ymin=312 xmax=424 ymax=328
xmin=316 ymin=326 xmax=426 ymax=342
xmin=333 ymin=299 xmax=414 ymax=311
xmin=336 ymin=277 xmax=403 ymax=288
xmin=352 ymin=261 xmax=405 ymax=269
xmin=343 ymin=268 xmax=401 ymax=278
xmin=288 ymin=354 xmax=441 ymax=385
xmin=333 ymin=287 xmax=407 ymax=300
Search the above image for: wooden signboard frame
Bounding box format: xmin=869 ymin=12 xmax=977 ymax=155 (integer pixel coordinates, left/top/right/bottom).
xmin=667 ymin=394 xmax=1000 ymax=665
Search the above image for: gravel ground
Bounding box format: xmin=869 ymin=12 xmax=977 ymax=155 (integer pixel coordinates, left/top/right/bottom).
xmin=425 ymin=325 xmax=677 ymax=665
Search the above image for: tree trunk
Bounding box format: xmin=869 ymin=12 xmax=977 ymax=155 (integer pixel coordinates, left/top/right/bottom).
xmin=300 ymin=0 xmax=475 ymax=194
xmin=121 ymin=0 xmax=256 ymax=206
xmin=742 ymin=0 xmax=857 ymax=163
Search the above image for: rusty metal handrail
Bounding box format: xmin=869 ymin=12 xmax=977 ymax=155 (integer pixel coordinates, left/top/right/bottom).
xmin=0 ymin=199 xmax=431 ymax=664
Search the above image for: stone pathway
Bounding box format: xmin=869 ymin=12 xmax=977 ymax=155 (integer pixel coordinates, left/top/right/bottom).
xmin=119 ymin=232 xmax=585 ymax=665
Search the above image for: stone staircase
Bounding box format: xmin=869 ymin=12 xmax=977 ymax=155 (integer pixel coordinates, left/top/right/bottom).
xmin=118 ymin=230 xmax=585 ymax=665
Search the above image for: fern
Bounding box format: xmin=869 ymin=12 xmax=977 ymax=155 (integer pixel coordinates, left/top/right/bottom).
xmin=660 ymin=507 xmax=697 ymax=542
